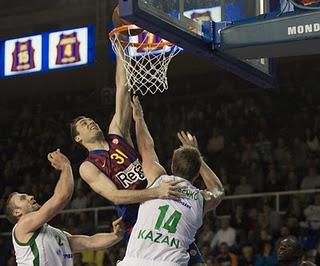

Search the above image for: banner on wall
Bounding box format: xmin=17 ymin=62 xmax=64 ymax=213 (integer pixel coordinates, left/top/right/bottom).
xmin=4 ymin=35 xmax=42 ymax=76
xmin=48 ymin=27 xmax=90 ymax=69
xmin=0 ymin=26 xmax=95 ymax=78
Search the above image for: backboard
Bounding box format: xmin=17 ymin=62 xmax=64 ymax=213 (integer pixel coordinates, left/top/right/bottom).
xmin=119 ymin=0 xmax=282 ymax=88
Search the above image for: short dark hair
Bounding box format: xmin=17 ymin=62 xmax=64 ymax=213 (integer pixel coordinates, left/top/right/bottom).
xmin=70 ymin=116 xmax=85 ymax=142
xmin=4 ymin=192 xmax=18 ymax=224
xmin=278 ymin=236 xmax=304 ymax=264
xmin=171 ymin=147 xmax=201 ymax=181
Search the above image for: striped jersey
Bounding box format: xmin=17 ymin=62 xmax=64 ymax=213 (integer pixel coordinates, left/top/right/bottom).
xmin=120 ymin=175 xmax=204 ymax=266
xmin=12 ymin=223 xmax=73 ymax=266
xmin=85 ymin=134 xmax=147 ymax=226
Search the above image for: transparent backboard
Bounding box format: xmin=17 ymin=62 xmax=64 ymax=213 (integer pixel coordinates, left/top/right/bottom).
xmin=136 ymin=0 xmax=280 ymax=76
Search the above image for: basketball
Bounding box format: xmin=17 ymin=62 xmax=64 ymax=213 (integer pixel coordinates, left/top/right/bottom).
xmin=112 ymin=5 xmax=143 ymax=36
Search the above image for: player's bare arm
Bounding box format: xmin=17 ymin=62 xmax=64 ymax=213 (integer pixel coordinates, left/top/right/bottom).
xmin=131 ymin=95 xmax=166 ymax=185
xmin=15 ymin=149 xmax=74 ymax=241
xmin=79 ymin=161 xmax=184 ymax=204
xmin=109 ymin=51 xmax=133 ymax=145
xmin=67 ymin=218 xmax=124 ymax=253
xmin=177 ymin=131 xmax=224 ymax=213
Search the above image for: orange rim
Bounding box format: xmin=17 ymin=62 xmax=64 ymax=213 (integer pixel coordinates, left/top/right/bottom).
xmin=109 ymin=24 xmax=175 ymax=48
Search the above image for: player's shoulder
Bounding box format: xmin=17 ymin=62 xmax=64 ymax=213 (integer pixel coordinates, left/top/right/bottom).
xmin=79 ymin=161 xmax=100 ymax=177
xmin=107 ymin=133 xmax=125 ymax=144
xmin=151 ymin=175 xmax=190 ymax=187
xmin=14 ymin=214 xmax=44 ymax=238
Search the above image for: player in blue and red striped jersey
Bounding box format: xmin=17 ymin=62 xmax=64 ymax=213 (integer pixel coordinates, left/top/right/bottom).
xmin=70 ymin=53 xmax=183 ymax=239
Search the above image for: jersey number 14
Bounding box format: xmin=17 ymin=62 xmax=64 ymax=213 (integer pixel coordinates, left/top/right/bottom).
xmin=155 ymin=205 xmax=182 ymax=234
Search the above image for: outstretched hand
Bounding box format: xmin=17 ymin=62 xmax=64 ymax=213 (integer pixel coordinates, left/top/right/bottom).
xmin=47 ymin=149 xmax=70 ymax=171
xmin=177 ymin=131 xmax=199 ymax=150
xmin=131 ymin=95 xmax=144 ymax=121
xmin=112 ymin=217 xmax=125 ymax=239
xmin=156 ymin=180 xmax=186 ymax=201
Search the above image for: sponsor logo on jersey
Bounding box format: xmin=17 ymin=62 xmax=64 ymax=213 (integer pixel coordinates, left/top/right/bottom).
xmin=116 ymin=159 xmax=146 ymax=188
xmin=178 ymin=200 xmax=192 ymax=209
xmin=63 ymin=254 xmax=73 ymax=259
xmin=177 ymin=188 xmax=199 ymax=200
xmin=56 ymin=32 xmax=81 ymax=65
xmin=112 ymin=138 xmax=119 ymax=145
xmin=11 ymin=40 xmax=35 ymax=72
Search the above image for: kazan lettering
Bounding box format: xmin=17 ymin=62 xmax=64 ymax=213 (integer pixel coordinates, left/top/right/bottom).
xmin=137 ymin=229 xmax=180 ymax=248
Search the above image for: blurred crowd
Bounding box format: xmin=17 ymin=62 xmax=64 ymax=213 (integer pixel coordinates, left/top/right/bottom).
xmin=1 ymin=64 xmax=320 ymax=265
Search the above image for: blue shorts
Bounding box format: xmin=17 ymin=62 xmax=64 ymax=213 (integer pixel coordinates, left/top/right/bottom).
xmin=187 ymin=242 xmax=205 ymax=266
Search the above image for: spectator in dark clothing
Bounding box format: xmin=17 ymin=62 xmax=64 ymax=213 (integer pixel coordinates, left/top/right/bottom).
xmin=238 ymin=243 xmax=256 ymax=266
xmin=255 ymin=241 xmax=278 ymax=266
xmin=214 ymin=242 xmax=238 ymax=266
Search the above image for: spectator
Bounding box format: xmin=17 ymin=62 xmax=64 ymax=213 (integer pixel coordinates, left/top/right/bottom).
xmin=71 ymin=189 xmax=90 ymax=209
xmin=200 ymin=242 xmax=214 ymax=263
xmin=304 ymin=193 xmax=320 ymax=231
xmin=275 ymin=226 xmax=291 ymax=250
xmin=234 ymin=176 xmax=254 ymax=195
xmin=206 ymin=127 xmax=225 ymax=154
xmin=262 ymin=204 xmax=282 ymax=233
xmin=291 ymin=137 xmax=308 ymax=168
xmin=300 ymin=167 xmax=320 ymax=190
xmin=274 ymin=137 xmax=291 ymax=173
xmin=265 ymin=163 xmax=282 ymax=192
xmin=305 ymin=128 xmax=320 ymax=154
xmin=285 ymin=215 xmax=300 ymax=237
xmin=255 ymin=131 xmax=272 ymax=161
xmin=255 ymin=241 xmax=278 ymax=266
xmin=238 ymin=244 xmax=256 ymax=266
xmin=210 ymin=217 xmax=236 ymax=250
xmin=284 ymin=168 xmax=299 ymax=191
xmin=230 ymin=205 xmax=249 ymax=242
xmin=298 ymin=225 xmax=317 ymax=252
xmin=198 ymin=220 xmax=215 ymax=247
xmin=214 ymin=242 xmax=238 ymax=266
xmin=286 ymin=196 xmax=303 ymax=220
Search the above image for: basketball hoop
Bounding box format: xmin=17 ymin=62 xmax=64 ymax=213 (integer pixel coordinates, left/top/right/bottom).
xmin=109 ymin=25 xmax=182 ymax=95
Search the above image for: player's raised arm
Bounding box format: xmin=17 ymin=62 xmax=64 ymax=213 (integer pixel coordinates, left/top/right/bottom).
xmin=177 ymin=131 xmax=224 ymax=213
xmin=109 ymin=51 xmax=132 ymax=144
xmin=67 ymin=218 xmax=124 ymax=253
xmin=15 ymin=149 xmax=74 ymax=235
xmin=131 ymin=95 xmax=167 ymax=185
xmin=79 ymin=161 xmax=183 ymax=205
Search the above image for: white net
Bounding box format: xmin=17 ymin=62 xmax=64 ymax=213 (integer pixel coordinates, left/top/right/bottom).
xmin=109 ymin=25 xmax=182 ymax=95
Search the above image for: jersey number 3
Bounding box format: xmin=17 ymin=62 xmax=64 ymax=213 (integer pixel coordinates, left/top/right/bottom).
xmin=110 ymin=149 xmax=128 ymax=165
xmin=155 ymin=205 xmax=182 ymax=233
